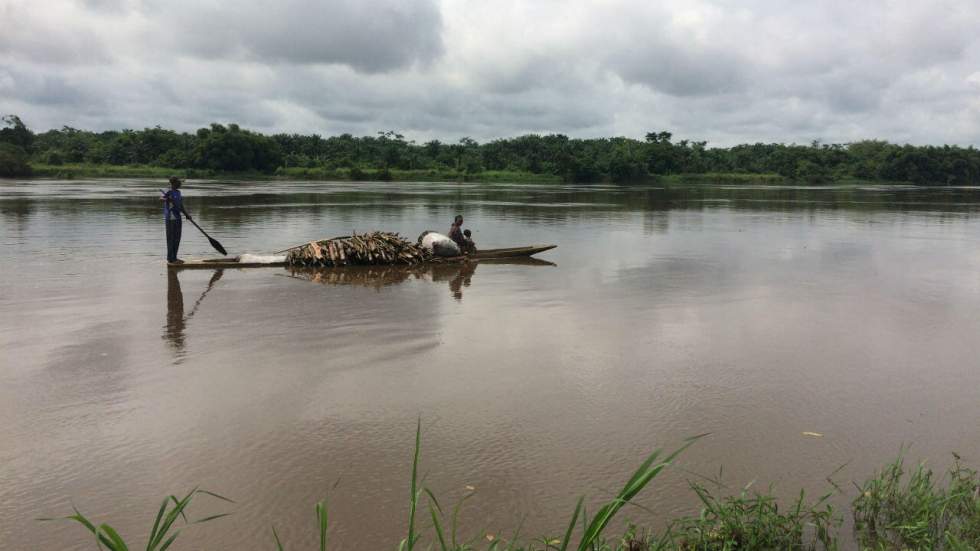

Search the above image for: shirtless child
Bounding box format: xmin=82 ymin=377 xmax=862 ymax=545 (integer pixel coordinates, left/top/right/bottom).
xmin=462 ymin=229 xmax=477 ymax=253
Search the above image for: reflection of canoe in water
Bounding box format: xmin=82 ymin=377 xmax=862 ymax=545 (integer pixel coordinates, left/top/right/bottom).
xmin=168 ymin=244 xmax=557 ymax=269
xmin=284 ymin=256 xmax=555 ymax=290
xmin=284 ymin=257 xmax=555 ymax=300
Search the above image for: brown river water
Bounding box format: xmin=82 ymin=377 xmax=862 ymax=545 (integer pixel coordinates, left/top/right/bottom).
xmin=2 ymin=179 xmax=980 ymax=549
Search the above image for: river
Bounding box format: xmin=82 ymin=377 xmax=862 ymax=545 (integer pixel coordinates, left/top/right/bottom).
xmin=2 ymin=179 xmax=980 ymax=549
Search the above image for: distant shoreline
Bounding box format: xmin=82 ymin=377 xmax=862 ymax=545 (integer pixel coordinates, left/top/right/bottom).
xmin=5 ymin=118 xmax=974 ymax=185
xmin=24 ymin=163 xmax=888 ymax=186
xmin=27 ymin=163 xmax=558 ymax=183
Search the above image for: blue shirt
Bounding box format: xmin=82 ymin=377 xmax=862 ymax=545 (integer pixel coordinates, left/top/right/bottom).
xmin=163 ymin=190 xmax=183 ymax=221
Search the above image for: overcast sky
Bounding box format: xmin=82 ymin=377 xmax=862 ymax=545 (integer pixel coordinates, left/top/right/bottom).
xmin=2 ymin=0 xmax=980 ymax=146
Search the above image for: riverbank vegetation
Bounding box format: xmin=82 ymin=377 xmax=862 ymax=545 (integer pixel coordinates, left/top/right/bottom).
xmin=853 ymin=453 xmax=980 ymax=550
xmin=3 ymin=116 xmax=980 ymax=185
xmin=45 ymin=424 xmax=979 ymax=550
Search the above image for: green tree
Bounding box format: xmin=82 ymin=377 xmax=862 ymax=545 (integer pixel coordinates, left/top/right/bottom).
xmin=0 ymin=142 xmax=32 ymax=176
xmin=0 ymin=115 xmax=34 ymax=176
xmin=192 ymin=124 xmax=282 ymax=172
xmin=0 ymin=115 xmax=33 ymax=150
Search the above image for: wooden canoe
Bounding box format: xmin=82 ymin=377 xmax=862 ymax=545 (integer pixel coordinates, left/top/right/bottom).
xmin=168 ymin=244 xmax=557 ymax=269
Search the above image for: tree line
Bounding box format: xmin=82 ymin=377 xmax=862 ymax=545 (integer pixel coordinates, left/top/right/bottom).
xmin=2 ymin=115 xmax=979 ymax=185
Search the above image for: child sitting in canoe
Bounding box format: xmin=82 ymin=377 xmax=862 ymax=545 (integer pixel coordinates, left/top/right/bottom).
xmin=462 ymin=229 xmax=477 ymax=253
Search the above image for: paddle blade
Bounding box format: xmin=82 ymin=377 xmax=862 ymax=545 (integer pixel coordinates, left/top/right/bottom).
xmin=208 ymin=236 xmax=227 ymax=256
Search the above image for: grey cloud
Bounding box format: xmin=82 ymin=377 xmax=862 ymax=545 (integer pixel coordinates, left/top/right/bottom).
xmin=78 ymin=0 xmax=131 ymax=13
xmin=466 ymin=53 xmax=583 ymax=95
xmin=868 ymin=3 xmax=976 ymax=68
xmin=264 ymin=65 xmax=609 ymax=138
xmin=149 ymin=0 xmax=444 ymax=73
xmin=2 ymin=67 xmax=106 ymax=108
xmin=400 ymin=92 xmax=609 ymax=137
xmin=819 ymin=80 xmax=883 ymax=114
xmin=608 ymin=43 xmax=747 ymax=97
xmin=765 ymin=68 xmax=890 ymax=116
xmin=3 ymin=1 xmax=980 ymax=147
xmin=0 ymin=3 xmax=110 ymax=64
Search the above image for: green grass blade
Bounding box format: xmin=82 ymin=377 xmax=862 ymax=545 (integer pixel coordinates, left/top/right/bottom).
xmin=427 ymin=497 xmax=448 ymax=551
xmin=423 ymin=488 xmax=444 ymax=514
xmin=97 ymin=534 xmax=123 ymax=551
xmin=504 ymin=516 xmax=525 ymax=551
xmin=69 ymin=509 xmax=100 ymax=536
xmin=406 ymin=418 xmax=422 ymax=551
xmin=148 ymin=498 xmax=169 ymax=545
xmin=97 ymin=524 xmax=129 ymax=551
xmin=149 ymin=504 xmax=185 ymax=549
xmin=316 ymin=500 xmax=328 ymax=551
xmin=38 ymin=507 xmax=104 ymax=549
xmin=195 ymin=489 xmax=235 ymax=503
xmin=157 ymin=530 xmax=180 ymax=551
xmin=558 ymin=496 xmax=584 ymax=551
xmin=167 ymin=496 xmax=189 ymax=524
xmin=45 ymin=488 xmax=231 ymax=551
xmin=619 ymin=451 xmax=662 ymax=495
xmin=272 ymin=526 xmax=285 ymax=551
xmin=149 ymin=490 xmax=195 ymax=550
xmin=576 ymin=435 xmax=705 ymax=551
xmin=192 ymin=513 xmax=232 ymax=524
xmin=450 ymin=490 xmax=473 ymax=548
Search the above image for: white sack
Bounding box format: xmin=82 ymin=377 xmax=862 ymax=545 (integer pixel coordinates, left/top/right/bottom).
xmin=237 ymin=254 xmax=287 ymax=264
xmin=420 ymin=232 xmax=461 ymax=257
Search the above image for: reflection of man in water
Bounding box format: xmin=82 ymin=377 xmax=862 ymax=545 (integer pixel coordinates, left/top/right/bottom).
xmin=165 ymin=270 xmax=186 ymax=351
xmin=448 ymin=262 xmax=476 ymax=301
xmin=164 ymin=269 xmax=223 ymax=355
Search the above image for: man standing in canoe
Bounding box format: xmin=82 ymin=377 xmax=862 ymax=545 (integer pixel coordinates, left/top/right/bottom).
xmin=161 ymin=176 xmax=191 ymax=263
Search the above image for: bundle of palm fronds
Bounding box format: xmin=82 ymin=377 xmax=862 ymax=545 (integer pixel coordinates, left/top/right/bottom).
xmin=283 ymin=232 xmax=433 ymax=267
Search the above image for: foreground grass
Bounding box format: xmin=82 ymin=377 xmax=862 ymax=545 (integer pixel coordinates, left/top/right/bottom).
xmin=44 ymin=425 xmax=979 ymax=550
xmin=853 ymin=453 xmax=980 ymax=550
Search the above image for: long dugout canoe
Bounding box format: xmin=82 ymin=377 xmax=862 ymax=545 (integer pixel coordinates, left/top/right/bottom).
xmin=168 ymin=244 xmax=557 ymax=269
